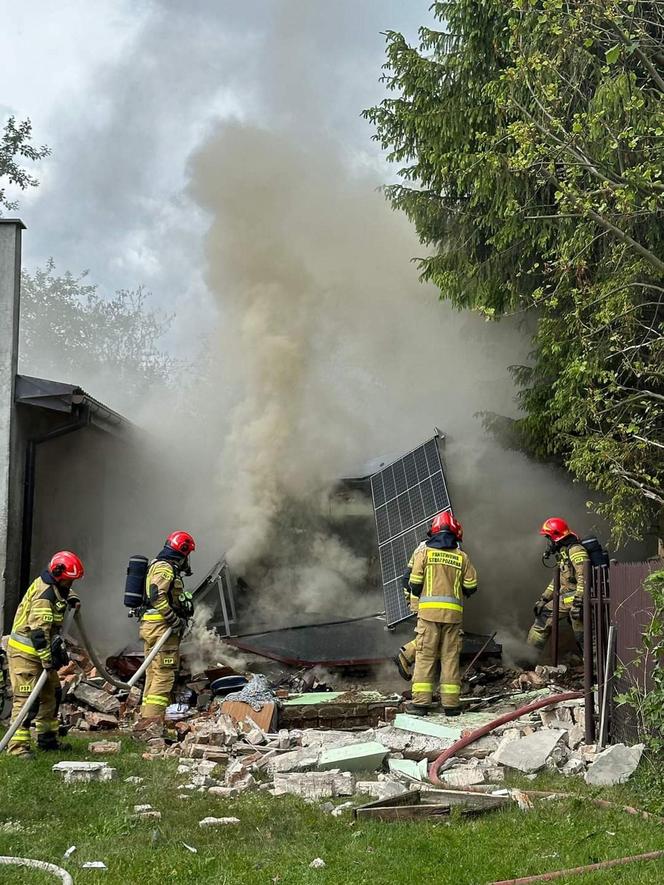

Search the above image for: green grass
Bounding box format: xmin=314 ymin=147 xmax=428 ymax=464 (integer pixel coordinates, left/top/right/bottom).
xmin=1 ymin=736 xmax=664 ymax=884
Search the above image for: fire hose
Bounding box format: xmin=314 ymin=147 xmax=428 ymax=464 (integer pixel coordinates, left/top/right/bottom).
xmin=0 ymin=857 xmax=73 ymax=884
xmin=71 ymin=610 xmax=173 ymax=690
xmin=72 ymin=611 xmax=173 ymax=689
xmin=71 ymin=610 xmax=128 ymax=690
xmin=429 ymin=691 xmax=584 ymax=786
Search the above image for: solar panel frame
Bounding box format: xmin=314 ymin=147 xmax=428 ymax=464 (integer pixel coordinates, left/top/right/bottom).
xmin=370 ymin=436 xmax=453 ymax=627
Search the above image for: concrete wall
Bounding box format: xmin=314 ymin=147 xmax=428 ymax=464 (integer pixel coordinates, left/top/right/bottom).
xmin=0 ymin=221 xmax=24 ymax=631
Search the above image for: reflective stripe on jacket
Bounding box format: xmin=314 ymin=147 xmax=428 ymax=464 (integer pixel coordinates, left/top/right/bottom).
xmin=9 ymin=576 xmax=67 ymax=665
xmin=409 ymin=545 xmax=478 ymax=624
xmin=541 ymin=542 xmax=590 ymax=612
xmin=141 ymin=560 xmax=184 ymax=628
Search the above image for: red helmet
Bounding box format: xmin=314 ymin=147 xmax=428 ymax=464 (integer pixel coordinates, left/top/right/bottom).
xmin=539 ymin=517 xmax=573 ymax=543
xmin=166 ymin=531 xmax=196 ymax=556
xmin=431 ymin=510 xmax=463 ymax=540
xmin=48 ymin=551 xmax=85 ymax=581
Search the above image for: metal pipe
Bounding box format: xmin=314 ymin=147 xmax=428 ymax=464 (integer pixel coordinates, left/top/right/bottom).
xmin=462 ymin=631 xmax=497 ymax=680
xmin=126 ymin=627 xmax=174 ymax=688
xmin=598 ymin=624 xmax=616 ymax=748
xmin=429 ymin=691 xmax=584 ymax=786
xmin=551 ymin=567 xmax=560 ymax=666
xmin=489 ymin=850 xmax=664 ymax=884
xmin=72 ymin=610 xmax=128 ymax=691
xmin=0 ymin=669 xmax=48 ymax=752
xmin=583 ymin=559 xmax=595 ymax=743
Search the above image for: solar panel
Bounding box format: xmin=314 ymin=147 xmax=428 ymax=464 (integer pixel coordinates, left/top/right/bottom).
xmin=371 ymin=436 xmax=453 ymax=627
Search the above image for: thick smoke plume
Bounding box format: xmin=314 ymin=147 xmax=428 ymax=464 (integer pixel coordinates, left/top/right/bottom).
xmin=19 ymin=1 xmax=634 ymax=657
xmin=188 ymin=119 xmax=598 ymax=638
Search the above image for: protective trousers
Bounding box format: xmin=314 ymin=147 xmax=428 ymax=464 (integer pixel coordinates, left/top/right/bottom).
xmin=411 ymin=619 xmax=462 ymax=709
xmin=7 ymin=652 xmax=59 ymax=756
xmin=527 ymin=607 xmax=583 ymax=651
xmin=139 ymin=621 xmax=180 ymax=719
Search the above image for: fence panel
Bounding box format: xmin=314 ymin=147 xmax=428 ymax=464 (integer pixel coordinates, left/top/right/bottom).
xmin=610 ymin=559 xmax=663 ymax=744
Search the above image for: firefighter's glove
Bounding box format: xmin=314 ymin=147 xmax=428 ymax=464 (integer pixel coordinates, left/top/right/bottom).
xmin=178 ymin=592 xmax=194 ymax=619
xmin=402 ymin=587 xmax=411 ymax=602
xmin=533 ymin=600 xmax=545 ymax=618
xmin=409 ymin=584 xmax=423 ymax=599
xmin=570 ymin=601 xmax=583 ymax=621
xmin=66 ymin=594 xmax=81 ymax=610
xmin=51 ymin=636 xmax=70 ymax=670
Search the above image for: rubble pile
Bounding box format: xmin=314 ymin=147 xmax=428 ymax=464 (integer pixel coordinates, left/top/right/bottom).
xmin=129 ymin=670 xmax=642 ymax=804
xmin=55 ymin=642 xmax=141 ymax=732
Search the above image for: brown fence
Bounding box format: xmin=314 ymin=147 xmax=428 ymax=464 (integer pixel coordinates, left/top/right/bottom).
xmin=609 ymin=559 xmax=663 ymax=743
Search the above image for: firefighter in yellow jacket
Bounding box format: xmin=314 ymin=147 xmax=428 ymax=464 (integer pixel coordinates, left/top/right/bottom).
xmin=6 ymin=551 xmax=84 ymax=757
xmin=394 ymin=539 xmax=427 ymax=681
xmin=527 ymin=517 xmax=589 ymax=653
xmin=406 ymin=511 xmax=478 ymax=717
xmin=136 ymin=531 xmax=196 ymax=728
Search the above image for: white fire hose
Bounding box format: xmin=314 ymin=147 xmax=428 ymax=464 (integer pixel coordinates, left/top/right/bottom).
xmin=126 ymin=627 xmax=174 ymax=687
xmin=0 ymin=857 xmax=73 ymax=884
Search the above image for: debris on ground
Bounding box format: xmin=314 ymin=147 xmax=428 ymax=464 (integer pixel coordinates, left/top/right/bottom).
xmin=309 ymin=858 xmax=326 ymax=869
xmin=53 ymin=761 xmax=117 ymax=784
xmin=585 ymin=743 xmax=645 ymax=786
xmin=88 ymin=740 xmax=121 ymax=755
xmin=27 ymin=636 xmax=643 ymax=820
xmin=198 ymin=817 xmax=241 ymax=828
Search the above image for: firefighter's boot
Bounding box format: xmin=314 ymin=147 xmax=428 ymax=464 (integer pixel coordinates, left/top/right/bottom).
xmin=37 ymin=730 xmax=70 ymax=752
xmin=394 ymin=645 xmax=414 ymax=682
xmin=403 ymin=701 xmax=436 ymax=716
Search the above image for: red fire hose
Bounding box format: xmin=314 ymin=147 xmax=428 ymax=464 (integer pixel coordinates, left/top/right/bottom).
xmin=429 ymin=691 xmax=584 ymax=786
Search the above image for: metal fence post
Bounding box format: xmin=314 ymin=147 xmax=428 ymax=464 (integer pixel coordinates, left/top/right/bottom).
xmin=583 ymin=559 xmax=596 ymax=743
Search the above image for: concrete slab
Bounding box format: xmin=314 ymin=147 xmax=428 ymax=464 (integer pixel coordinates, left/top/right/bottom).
xmin=272 ymin=771 xmax=355 ymax=799
xmin=491 ymin=729 xmax=567 ymax=773
xmin=317 ymin=741 xmax=388 ymax=773
xmin=585 ymin=743 xmax=644 ymax=786
xmin=388 ymin=758 xmax=428 ymax=781
xmin=393 ymin=714 xmax=463 ymax=740
xmin=355 ymin=780 xmax=409 ymax=800
xmin=440 ymin=766 xmax=487 ymax=788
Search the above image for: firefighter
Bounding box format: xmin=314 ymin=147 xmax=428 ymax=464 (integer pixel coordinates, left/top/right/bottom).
xmin=136 ymin=531 xmax=196 ymax=731
xmin=6 ymin=551 xmax=84 ymax=758
xmin=393 ymin=539 xmax=427 ymax=681
xmin=527 ymin=517 xmax=589 ymax=654
xmin=405 ymin=511 xmax=478 ymax=716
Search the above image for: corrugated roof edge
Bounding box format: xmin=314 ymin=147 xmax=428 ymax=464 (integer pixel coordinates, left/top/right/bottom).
xmin=15 ymin=373 xmax=132 ymax=437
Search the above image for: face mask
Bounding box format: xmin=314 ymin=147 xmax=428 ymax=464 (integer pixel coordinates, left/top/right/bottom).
xmin=541 ymin=537 xmax=559 ymax=568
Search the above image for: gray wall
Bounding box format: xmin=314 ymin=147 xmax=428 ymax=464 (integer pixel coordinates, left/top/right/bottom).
xmin=0 ymin=221 xmax=24 ymax=631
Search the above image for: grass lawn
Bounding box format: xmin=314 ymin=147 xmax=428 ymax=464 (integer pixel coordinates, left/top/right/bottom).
xmin=1 ymin=735 xmax=664 ymax=884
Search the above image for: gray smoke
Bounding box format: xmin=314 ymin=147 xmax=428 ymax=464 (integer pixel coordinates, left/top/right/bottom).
xmin=15 ymin=1 xmax=638 ymax=657
xmin=184 ymin=4 xmax=601 ymax=639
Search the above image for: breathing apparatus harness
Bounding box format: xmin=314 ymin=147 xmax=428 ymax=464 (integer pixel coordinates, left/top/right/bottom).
xmin=124 ymin=550 xmax=195 ymax=631
xmin=542 ymin=534 xmax=609 ymax=569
